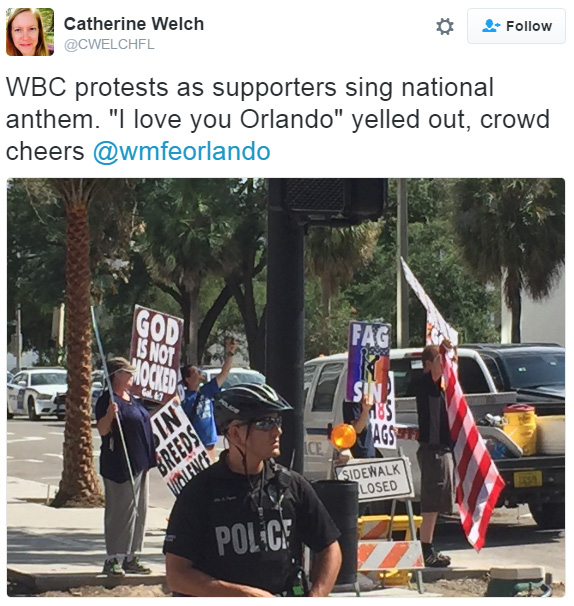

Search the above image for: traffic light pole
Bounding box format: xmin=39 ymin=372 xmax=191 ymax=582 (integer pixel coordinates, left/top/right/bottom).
xmin=16 ymin=304 xmax=22 ymax=371
xmin=266 ymin=186 xmax=305 ymax=473
xmin=396 ymin=179 xmax=409 ymax=348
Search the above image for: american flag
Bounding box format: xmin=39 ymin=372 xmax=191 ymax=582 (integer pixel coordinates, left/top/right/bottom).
xmin=441 ymin=347 xmax=505 ymax=551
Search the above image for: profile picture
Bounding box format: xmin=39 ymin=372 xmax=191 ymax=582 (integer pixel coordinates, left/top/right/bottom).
xmin=6 ymin=8 xmax=54 ymax=56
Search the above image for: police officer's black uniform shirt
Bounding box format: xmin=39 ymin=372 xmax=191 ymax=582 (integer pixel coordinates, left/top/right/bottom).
xmin=163 ymin=454 xmax=340 ymax=595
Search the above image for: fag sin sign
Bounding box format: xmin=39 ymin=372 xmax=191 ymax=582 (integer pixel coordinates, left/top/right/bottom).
xmin=130 ymin=305 xmax=183 ymax=404
xmin=346 ymin=321 xmax=392 ymax=404
xmin=151 ymin=399 xmax=211 ymax=496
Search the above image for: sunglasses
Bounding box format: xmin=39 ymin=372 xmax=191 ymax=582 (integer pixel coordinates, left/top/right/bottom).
xmin=250 ymin=416 xmax=283 ymax=431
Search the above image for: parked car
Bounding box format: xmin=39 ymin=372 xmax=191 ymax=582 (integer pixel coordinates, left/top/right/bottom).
xmin=7 ymin=372 xmax=14 ymax=419
xmin=390 ymin=343 xmax=564 ymax=408
xmin=201 ymin=366 xmax=266 ymax=390
xmin=7 ymin=368 xmax=68 ymax=421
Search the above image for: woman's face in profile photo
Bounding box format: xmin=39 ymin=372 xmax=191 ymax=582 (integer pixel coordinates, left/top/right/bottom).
xmin=11 ymin=10 xmax=39 ymax=56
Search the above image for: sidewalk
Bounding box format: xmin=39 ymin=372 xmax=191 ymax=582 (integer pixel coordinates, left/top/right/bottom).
xmin=7 ymin=476 xmax=484 ymax=596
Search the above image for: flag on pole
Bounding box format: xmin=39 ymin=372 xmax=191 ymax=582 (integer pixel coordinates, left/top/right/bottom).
xmin=441 ymin=346 xmax=505 ymax=551
xmin=400 ymin=257 xmax=459 ymax=346
xmin=400 ymin=258 xmax=505 ymax=550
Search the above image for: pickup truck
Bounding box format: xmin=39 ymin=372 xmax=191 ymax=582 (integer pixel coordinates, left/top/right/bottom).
xmin=302 ymin=344 xmax=565 ymax=530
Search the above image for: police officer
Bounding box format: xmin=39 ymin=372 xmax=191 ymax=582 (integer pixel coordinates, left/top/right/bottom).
xmin=163 ymin=384 xmax=342 ymax=596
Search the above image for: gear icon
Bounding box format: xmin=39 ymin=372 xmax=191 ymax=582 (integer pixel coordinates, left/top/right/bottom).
xmin=437 ymin=18 xmax=454 ymax=35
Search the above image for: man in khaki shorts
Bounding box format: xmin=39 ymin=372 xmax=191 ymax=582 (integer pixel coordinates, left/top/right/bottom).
xmin=415 ymin=344 xmax=455 ymax=567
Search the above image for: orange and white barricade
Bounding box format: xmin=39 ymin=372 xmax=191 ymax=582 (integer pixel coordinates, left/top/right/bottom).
xmin=357 ymin=540 xmax=424 ymax=572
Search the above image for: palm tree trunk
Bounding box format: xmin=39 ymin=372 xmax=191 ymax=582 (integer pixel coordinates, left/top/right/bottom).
xmin=505 ymin=274 xmax=522 ymax=343
xmin=255 ymin=306 xmax=266 ymax=374
xmin=510 ymin=291 xmax=522 ymax=343
xmin=231 ymin=281 xmax=260 ymax=369
xmin=183 ymin=284 xmax=201 ymax=365
xmin=320 ymin=277 xmax=332 ymax=354
xmin=198 ymin=284 xmax=233 ymax=363
xmin=52 ymin=201 xmax=102 ymax=507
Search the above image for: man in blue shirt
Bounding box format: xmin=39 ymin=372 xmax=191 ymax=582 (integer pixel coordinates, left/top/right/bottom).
xmin=178 ymin=339 xmax=237 ymax=461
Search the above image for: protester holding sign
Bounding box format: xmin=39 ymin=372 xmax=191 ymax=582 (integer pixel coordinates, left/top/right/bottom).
xmin=95 ymin=357 xmax=157 ymax=577
xmin=342 ymin=393 xmax=375 ymax=459
xmin=415 ymin=344 xmax=456 ymax=568
xmin=164 ymin=384 xmax=342 ymax=597
xmin=177 ymin=337 xmax=237 ymax=461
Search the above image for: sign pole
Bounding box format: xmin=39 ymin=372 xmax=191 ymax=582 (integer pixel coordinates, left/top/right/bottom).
xmin=398 ymin=445 xmax=424 ymax=594
xmin=386 ymin=498 xmax=397 ymax=541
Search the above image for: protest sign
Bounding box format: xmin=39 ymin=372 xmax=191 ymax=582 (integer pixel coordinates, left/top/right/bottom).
xmin=370 ymin=371 xmax=396 ymax=450
xmin=346 ymin=321 xmax=391 ymax=404
xmin=400 ymin=257 xmax=459 ymax=346
xmin=151 ymin=399 xmax=211 ymax=496
xmin=130 ymin=305 xmax=184 ymax=404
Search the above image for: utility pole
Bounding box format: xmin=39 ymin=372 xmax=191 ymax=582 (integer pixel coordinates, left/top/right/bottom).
xmin=15 ymin=304 xmax=22 ymax=371
xmin=396 ymin=179 xmax=409 ymax=348
xmin=266 ymin=184 xmax=305 ymax=473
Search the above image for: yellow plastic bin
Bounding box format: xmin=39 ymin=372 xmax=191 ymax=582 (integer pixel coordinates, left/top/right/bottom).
xmin=503 ymin=405 xmax=537 ymax=456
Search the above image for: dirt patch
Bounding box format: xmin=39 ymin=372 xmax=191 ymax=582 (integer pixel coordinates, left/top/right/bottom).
xmin=426 ymin=577 xmax=489 ymax=597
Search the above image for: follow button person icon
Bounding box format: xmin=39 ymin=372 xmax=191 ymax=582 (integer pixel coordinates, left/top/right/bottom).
xmin=482 ymin=19 xmax=500 ymax=33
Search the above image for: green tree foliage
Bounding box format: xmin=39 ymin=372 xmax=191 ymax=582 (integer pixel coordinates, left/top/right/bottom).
xmin=305 ymin=222 xmax=382 ymax=354
xmin=7 ymin=179 xmax=65 ymax=358
xmin=11 ymin=178 xmax=557 ymax=380
xmin=451 ymin=178 xmax=565 ymax=342
xmin=138 ymin=178 xmax=238 ymax=364
xmin=137 ymin=178 xmax=268 ymax=367
xmin=7 ymin=178 xmax=139 ymax=361
xmin=346 ymin=179 xmax=499 ymax=346
xmin=305 ymin=277 xmax=357 ymax=359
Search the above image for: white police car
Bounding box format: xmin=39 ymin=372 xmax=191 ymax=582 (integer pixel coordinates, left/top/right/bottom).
xmin=7 ymin=367 xmax=68 ymax=421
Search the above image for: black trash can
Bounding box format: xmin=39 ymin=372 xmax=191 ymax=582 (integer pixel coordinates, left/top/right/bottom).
xmin=312 ymin=480 xmax=358 ymax=586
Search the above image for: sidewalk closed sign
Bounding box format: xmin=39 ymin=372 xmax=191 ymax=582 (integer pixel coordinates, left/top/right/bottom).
xmin=334 ymin=457 xmax=414 ymax=502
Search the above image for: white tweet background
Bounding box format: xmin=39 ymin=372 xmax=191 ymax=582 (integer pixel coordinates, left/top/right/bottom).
xmin=0 ymin=2 xmax=572 ymax=584
xmin=0 ymin=0 xmax=571 ymax=178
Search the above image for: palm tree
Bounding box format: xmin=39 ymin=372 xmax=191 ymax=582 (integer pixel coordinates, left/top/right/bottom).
xmin=452 ymin=179 xmax=564 ymax=343
xmin=306 ymin=222 xmax=382 ymax=353
xmin=50 ymin=179 xmax=107 ymax=506
xmin=50 ymin=178 xmax=137 ymax=507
